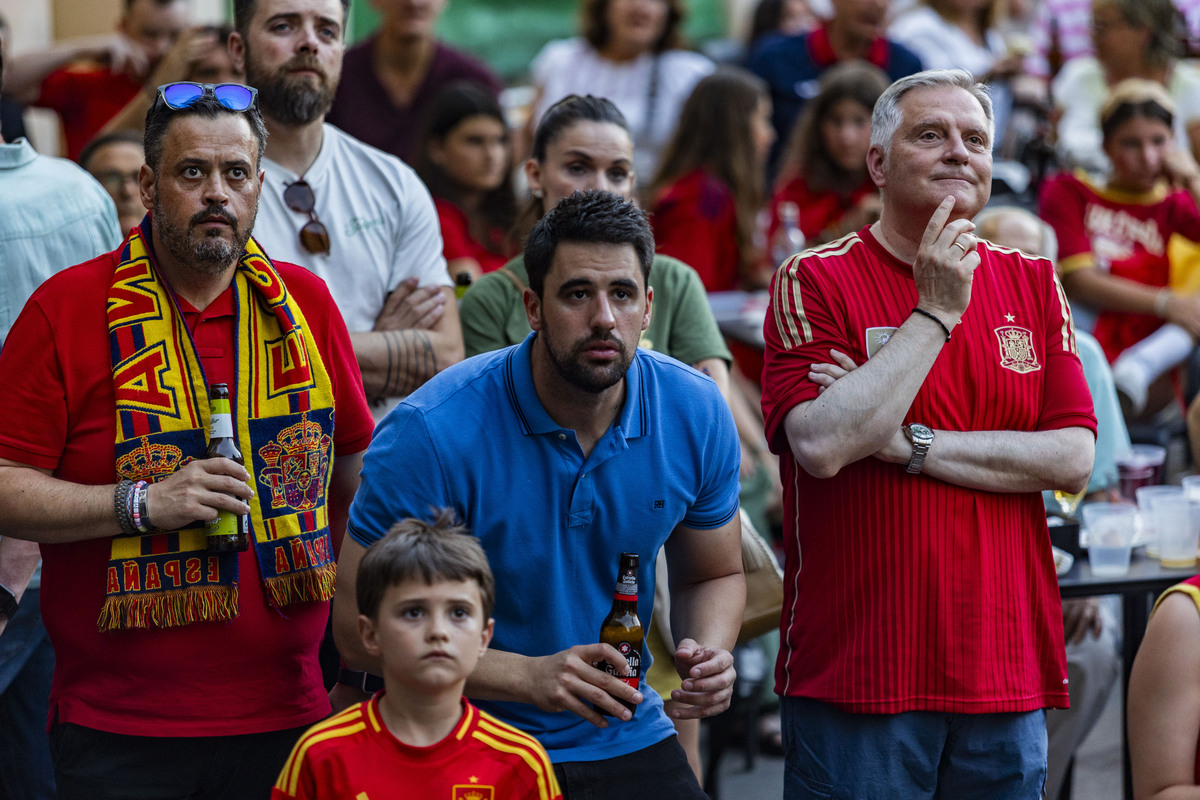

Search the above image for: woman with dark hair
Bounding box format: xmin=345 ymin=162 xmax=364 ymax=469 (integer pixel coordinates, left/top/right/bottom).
xmin=767 ymin=61 xmax=888 ymax=247
xmin=1040 ymin=79 xmax=1200 ymax=419
xmin=1053 ymin=0 xmax=1200 ymax=173
xmin=649 ymin=67 xmax=776 ymax=292
xmin=527 ymin=0 xmax=714 ymax=181
xmin=414 ymin=82 xmax=516 ymax=281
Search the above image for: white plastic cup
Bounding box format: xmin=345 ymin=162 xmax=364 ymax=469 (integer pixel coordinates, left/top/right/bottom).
xmin=1156 ymin=495 xmax=1200 ymax=568
xmin=1182 ymin=474 xmax=1200 ymax=502
xmin=1136 ymin=485 xmax=1182 ymax=556
xmin=1081 ymin=502 xmax=1138 ymax=577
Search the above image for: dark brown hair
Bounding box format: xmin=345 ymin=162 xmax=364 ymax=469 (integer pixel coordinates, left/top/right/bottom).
xmin=649 ymin=67 xmax=769 ymax=274
xmin=415 ymin=82 xmax=517 ymax=257
xmin=355 ymin=508 xmax=496 ymax=622
xmin=777 ymin=61 xmax=889 ymax=193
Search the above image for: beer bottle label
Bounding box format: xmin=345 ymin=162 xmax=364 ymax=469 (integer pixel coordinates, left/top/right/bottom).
xmin=206 ymin=509 xmax=243 ymax=539
xmin=602 ymin=641 xmax=641 ymax=688
xmin=614 ymin=572 xmax=637 ymax=600
xmin=209 ymin=399 xmax=233 ymax=440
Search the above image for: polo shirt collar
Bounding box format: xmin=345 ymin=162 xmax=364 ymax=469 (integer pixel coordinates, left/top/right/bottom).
xmin=506 ymin=332 xmax=648 ymax=440
xmin=809 ymin=24 xmax=891 ymax=69
xmin=0 ymin=138 xmax=37 ymax=170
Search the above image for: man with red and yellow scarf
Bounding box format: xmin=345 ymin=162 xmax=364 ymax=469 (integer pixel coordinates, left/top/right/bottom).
xmin=0 ymin=82 xmax=373 ymax=800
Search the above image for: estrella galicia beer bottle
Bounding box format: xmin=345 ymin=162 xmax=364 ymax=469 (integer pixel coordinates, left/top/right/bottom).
xmin=205 ymin=383 xmax=249 ymax=552
xmin=595 ymin=552 xmax=644 ymax=717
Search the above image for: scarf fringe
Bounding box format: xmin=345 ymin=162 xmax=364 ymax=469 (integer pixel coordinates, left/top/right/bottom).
xmin=97 ymin=586 xmax=239 ymax=631
xmin=264 ymin=563 xmax=336 ymax=608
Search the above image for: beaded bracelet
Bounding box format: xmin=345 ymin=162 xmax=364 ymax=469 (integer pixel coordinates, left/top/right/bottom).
xmin=130 ymin=480 xmax=151 ymax=534
xmin=911 ymin=307 xmax=952 ymax=342
xmin=114 ymin=479 xmax=138 ymax=536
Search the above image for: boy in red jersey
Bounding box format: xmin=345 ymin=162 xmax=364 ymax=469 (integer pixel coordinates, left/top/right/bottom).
xmin=273 ymin=511 xmax=561 ymax=800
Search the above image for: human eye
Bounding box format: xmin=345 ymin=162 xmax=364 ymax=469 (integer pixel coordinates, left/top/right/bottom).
xmin=565 ymin=162 xmax=589 ymax=176
xmin=401 ymin=605 xmax=423 ymax=619
xmin=229 ymin=167 xmax=248 ymax=180
xmin=608 ymin=168 xmax=630 ymax=183
xmin=319 ymin=24 xmax=338 ymax=40
xmin=182 ymin=166 xmax=203 ymax=179
xmin=451 ymin=606 xmax=471 ymax=620
xmin=270 ymin=19 xmax=292 ymax=33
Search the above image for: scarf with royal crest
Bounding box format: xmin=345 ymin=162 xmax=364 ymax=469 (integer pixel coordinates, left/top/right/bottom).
xmin=99 ymin=227 xmax=337 ymax=631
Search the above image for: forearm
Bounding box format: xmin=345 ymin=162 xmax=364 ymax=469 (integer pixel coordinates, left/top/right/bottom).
xmin=6 ymin=40 xmax=111 ymax=103
xmin=668 ymin=572 xmax=745 ymax=655
xmin=886 ymin=426 xmax=1094 ymax=493
xmin=463 ymin=649 xmax=538 ymax=703
xmin=0 ymin=464 xmax=120 ymax=543
xmin=784 ymin=312 xmax=949 ymax=477
xmin=1062 ymin=268 xmax=1164 ymax=316
xmin=350 ymin=328 xmax=458 ymax=398
xmin=98 ymin=89 xmax=153 ymax=137
xmin=0 ymin=537 xmax=43 ymax=599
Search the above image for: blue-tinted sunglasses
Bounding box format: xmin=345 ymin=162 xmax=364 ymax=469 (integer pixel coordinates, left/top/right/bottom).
xmin=155 ymin=82 xmax=258 ymax=112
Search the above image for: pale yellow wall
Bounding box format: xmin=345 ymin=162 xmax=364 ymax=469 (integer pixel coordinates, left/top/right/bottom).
xmin=53 ymin=0 xmax=121 ymax=39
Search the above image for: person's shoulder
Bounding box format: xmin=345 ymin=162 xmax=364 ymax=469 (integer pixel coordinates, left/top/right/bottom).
xmin=471 ymin=705 xmax=552 ymax=753
xmin=635 ymin=346 xmax=719 ymax=390
xmin=25 ymin=245 xmax=120 ymax=306
xmin=783 ymin=231 xmax=871 ymax=277
xmin=978 ymin=239 xmax=1058 ymax=283
xmin=883 ymin=37 xmax=925 ymax=72
xmin=533 ymin=37 xmax=585 ymax=67
xmin=272 ymin=258 xmax=338 ymax=299
xmin=889 ymin=5 xmax=940 ymax=35
xmin=468 ymin=257 xmax=526 ymax=298
xmin=659 ymin=48 xmax=715 ymax=75
xmin=320 ymin=123 xmax=423 ymax=186
xmin=1053 ymin=55 xmax=1101 ymax=88
xmin=432 ymin=40 xmax=502 ymax=85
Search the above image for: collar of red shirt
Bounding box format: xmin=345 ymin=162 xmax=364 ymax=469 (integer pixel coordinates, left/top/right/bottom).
xmin=808 ymin=24 xmax=891 ymax=69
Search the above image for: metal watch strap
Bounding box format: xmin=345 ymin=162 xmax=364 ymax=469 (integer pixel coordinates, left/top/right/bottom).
xmin=905 ymin=424 xmax=933 ymax=475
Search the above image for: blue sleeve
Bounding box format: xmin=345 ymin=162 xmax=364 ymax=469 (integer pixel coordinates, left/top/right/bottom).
xmin=681 ymin=381 xmax=741 ymax=530
xmin=346 ymin=404 xmax=453 ymax=547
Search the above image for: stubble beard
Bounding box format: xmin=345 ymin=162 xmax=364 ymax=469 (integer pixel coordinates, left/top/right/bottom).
xmin=542 ymin=328 xmax=633 ymax=394
xmin=245 ymin=48 xmax=337 ymax=126
xmin=153 ymin=198 xmax=257 ymax=277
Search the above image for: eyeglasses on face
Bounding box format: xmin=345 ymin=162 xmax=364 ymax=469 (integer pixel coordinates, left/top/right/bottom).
xmin=283 ymin=180 xmax=331 ymax=255
xmin=155 ymin=82 xmax=259 ymax=112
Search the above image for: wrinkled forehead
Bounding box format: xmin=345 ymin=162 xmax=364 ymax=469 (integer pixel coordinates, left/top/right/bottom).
xmin=161 ymin=114 xmax=259 ymax=166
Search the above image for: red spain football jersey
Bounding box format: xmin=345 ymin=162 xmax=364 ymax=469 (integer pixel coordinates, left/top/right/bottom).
xmin=1040 ymin=170 xmax=1200 ymax=361
xmin=273 ymin=696 xmax=562 ymax=800
xmin=761 ymin=226 xmax=1096 ymax=714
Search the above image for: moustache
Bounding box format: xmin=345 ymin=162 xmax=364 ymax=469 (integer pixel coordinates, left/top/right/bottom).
xmin=189 ymin=205 xmax=238 ymax=230
xmin=284 ymin=55 xmax=327 ymax=79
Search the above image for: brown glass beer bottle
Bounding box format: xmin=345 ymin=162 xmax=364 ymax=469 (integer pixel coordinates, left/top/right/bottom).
xmin=205 ymin=383 xmax=249 ymax=552
xmin=595 ymin=552 xmax=644 ymax=717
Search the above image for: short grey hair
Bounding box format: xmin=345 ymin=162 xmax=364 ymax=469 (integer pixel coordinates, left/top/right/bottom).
xmin=974 ymin=205 xmax=1058 ymax=262
xmin=870 ymin=69 xmax=995 ymax=154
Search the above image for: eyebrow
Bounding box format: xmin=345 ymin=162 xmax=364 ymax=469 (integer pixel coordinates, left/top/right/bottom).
xmin=265 ymin=12 xmax=341 ymax=33
xmin=560 ymin=149 xmax=631 ymax=166
xmin=176 ymin=156 xmax=253 ymax=170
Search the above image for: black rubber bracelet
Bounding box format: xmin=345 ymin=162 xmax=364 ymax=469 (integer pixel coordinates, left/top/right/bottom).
xmin=912 ymin=307 xmax=952 ymax=342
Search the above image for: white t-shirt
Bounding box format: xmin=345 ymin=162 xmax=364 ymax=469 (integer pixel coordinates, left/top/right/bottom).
xmin=888 ymin=7 xmax=1004 ymax=77
xmin=251 ymin=123 xmax=450 ymax=334
xmin=530 ymin=38 xmax=714 ymax=182
xmin=1052 ymin=57 xmax=1200 ymax=176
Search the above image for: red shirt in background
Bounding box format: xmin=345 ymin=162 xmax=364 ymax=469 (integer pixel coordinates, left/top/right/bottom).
xmin=652 ymin=168 xmax=741 ymax=292
xmin=767 ymin=173 xmax=877 ymax=244
xmin=435 ymin=198 xmax=510 ymax=275
xmin=35 ymin=65 xmax=142 ymax=162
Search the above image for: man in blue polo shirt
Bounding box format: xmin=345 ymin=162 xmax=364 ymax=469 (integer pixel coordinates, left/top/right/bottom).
xmin=748 ymin=0 xmax=922 ymax=173
xmin=333 ymin=190 xmax=744 ymax=798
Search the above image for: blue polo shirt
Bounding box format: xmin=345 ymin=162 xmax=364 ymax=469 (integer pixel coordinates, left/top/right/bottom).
xmin=347 ymin=332 xmax=741 ymax=762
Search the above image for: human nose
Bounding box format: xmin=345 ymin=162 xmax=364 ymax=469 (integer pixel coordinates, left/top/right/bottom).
xmin=202 ymin=174 xmax=230 ymax=205
xmin=943 ymin=132 xmax=971 ymax=163
xmin=426 ymin=613 xmax=451 ymax=641
xmin=296 ymin=21 xmax=323 ymax=53
xmin=591 ymin=294 xmax=617 ymax=329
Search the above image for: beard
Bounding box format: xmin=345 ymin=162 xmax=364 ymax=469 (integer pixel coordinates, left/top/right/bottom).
xmin=153 ymin=199 xmax=255 ymax=276
xmin=541 ymin=328 xmax=634 ymax=394
xmin=245 ymin=48 xmax=337 ymax=126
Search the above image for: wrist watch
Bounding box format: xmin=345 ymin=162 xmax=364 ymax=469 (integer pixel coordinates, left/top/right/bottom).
xmin=0 ymin=583 xmax=18 ymax=621
xmin=904 ymin=424 xmax=935 ymax=475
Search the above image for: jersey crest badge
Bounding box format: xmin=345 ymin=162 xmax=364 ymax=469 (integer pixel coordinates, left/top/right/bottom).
xmin=994 ymin=326 xmax=1041 ymax=374
xmin=865 ymin=327 xmax=897 ymax=358
xmin=453 ymin=787 xmax=494 ymax=800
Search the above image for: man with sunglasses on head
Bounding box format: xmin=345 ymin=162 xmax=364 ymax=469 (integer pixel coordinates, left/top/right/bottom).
xmin=230 ymin=0 xmax=464 ymax=423
xmin=0 ymin=82 xmax=375 ymax=800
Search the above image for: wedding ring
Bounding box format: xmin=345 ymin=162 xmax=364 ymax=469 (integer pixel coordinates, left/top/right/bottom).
xmin=951 ymin=240 xmax=969 ymax=255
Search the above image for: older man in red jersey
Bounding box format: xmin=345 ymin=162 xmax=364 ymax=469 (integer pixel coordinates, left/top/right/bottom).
xmin=761 ymin=68 xmax=1096 ymax=798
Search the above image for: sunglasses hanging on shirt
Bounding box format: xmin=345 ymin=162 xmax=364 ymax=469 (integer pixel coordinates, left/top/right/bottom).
xmin=283 ymin=180 xmax=331 ymax=255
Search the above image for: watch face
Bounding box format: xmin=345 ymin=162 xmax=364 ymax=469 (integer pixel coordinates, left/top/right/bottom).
xmin=909 ymin=424 xmax=934 ymax=443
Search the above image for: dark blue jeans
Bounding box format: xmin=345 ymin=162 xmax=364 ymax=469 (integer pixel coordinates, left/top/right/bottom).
xmin=0 ymin=588 xmax=56 ymax=800
xmin=781 ymin=696 xmax=1047 ymax=800
xmin=552 ymin=735 xmax=707 ymax=800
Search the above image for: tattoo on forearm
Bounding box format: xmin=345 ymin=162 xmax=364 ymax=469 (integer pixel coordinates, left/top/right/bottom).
xmin=381 ymin=330 xmax=437 ymax=397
